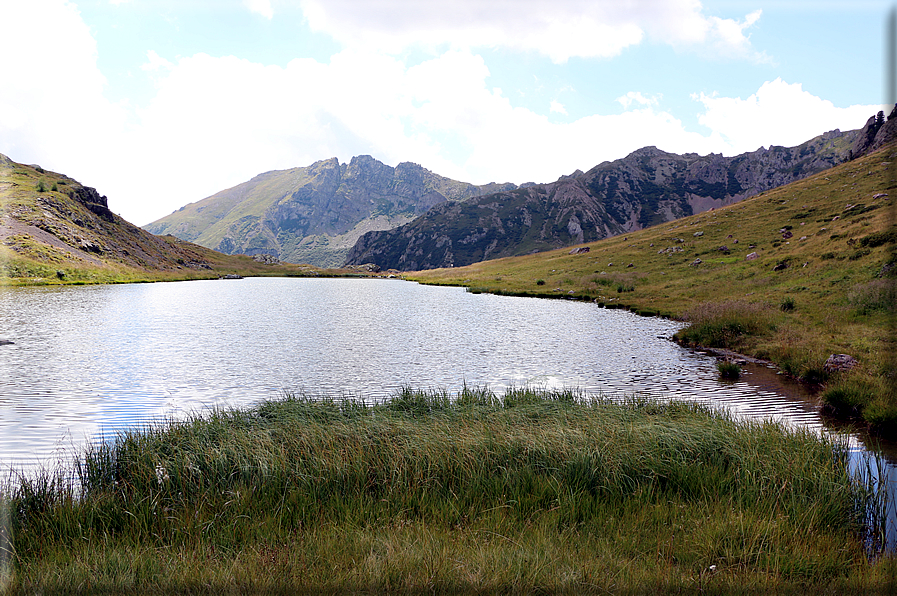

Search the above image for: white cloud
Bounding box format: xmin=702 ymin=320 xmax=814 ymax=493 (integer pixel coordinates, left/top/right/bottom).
xmin=617 ymin=91 xmax=661 ymax=109
xmin=0 ymin=1 xmax=127 ymax=187
xmin=299 ymin=0 xmax=765 ymax=63
xmin=1 ymin=2 xmax=882 ymax=228
xmin=550 ymin=101 xmax=568 ymax=115
xmin=141 ymin=50 xmax=174 ymax=72
xmin=693 ymin=78 xmax=881 ymax=153
xmin=244 ymin=0 xmax=274 ymax=19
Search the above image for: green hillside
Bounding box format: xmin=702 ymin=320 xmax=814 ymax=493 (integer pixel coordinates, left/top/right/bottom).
xmin=410 ymin=145 xmax=897 ymax=434
xmin=0 ymin=154 xmax=347 ymax=284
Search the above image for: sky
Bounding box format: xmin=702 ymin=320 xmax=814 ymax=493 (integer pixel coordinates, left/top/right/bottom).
xmin=0 ymin=0 xmax=893 ymax=226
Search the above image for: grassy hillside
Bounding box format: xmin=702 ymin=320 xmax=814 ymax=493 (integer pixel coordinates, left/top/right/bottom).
xmin=409 ymin=145 xmax=897 ymax=434
xmin=0 ymin=154 xmax=362 ymax=284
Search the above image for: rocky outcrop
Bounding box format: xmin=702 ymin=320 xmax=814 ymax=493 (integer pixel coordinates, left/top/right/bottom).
xmin=824 ymin=354 xmax=859 ymax=373
xmin=850 ymin=104 xmax=897 ymax=158
xmin=68 ymin=186 xmax=114 ymax=222
xmin=345 ymin=128 xmax=859 ymax=271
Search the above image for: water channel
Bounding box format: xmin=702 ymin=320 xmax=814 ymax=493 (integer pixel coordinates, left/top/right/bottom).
xmin=1 ymin=277 xmax=894 ymax=548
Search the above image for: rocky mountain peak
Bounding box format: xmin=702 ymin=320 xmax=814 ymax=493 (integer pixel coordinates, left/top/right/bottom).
xmin=145 ymin=155 xmax=517 ymax=267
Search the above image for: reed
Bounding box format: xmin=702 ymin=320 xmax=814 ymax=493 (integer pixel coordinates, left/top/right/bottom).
xmin=3 ymin=387 xmax=891 ymax=593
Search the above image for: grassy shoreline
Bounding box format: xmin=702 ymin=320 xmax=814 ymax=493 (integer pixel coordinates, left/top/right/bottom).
xmin=2 ymin=387 xmax=895 ymax=593
xmin=408 ymin=146 xmax=897 ymax=436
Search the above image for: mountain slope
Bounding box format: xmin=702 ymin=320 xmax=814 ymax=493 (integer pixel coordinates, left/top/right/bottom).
xmin=145 ymin=156 xmax=516 ymax=267
xmin=0 ymin=154 xmax=320 ymax=283
xmin=345 ymin=129 xmax=860 ymax=271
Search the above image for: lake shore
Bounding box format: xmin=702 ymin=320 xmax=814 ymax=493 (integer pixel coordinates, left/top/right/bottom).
xmin=407 ymin=146 xmax=897 ymax=437
xmin=3 ymin=387 xmax=895 ymax=593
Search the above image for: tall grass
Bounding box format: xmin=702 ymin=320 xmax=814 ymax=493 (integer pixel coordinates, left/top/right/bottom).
xmin=676 ymin=300 xmax=777 ymax=348
xmin=3 ymin=387 xmax=889 ymax=592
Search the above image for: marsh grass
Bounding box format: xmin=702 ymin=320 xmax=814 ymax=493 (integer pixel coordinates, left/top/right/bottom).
xmin=4 ymin=387 xmax=890 ymax=593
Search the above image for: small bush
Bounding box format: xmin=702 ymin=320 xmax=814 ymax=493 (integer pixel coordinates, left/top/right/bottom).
xmin=536 ymin=279 xmax=545 ymax=286
xmin=859 ymin=230 xmax=897 ymax=248
xmin=616 ymin=283 xmax=634 ymax=293
xmin=780 ymin=296 xmax=795 ymax=311
xmin=36 ymin=179 xmax=47 ymax=193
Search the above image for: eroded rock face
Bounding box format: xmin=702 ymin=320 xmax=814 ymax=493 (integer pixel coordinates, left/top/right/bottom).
xmin=851 ymin=105 xmax=897 ymax=157
xmin=69 ymin=186 xmax=114 ymax=221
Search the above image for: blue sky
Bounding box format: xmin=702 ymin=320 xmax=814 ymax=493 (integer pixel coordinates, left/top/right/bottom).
xmin=0 ymin=0 xmax=892 ymax=225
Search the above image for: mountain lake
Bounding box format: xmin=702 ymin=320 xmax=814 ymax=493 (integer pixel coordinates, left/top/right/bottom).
xmin=1 ymin=276 xmax=894 ymax=549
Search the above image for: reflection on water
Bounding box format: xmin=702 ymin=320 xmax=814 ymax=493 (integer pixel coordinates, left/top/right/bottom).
xmin=0 ymin=277 xmax=894 ymax=547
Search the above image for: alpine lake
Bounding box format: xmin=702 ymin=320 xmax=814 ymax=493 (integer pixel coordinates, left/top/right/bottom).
xmin=1 ymin=276 xmax=895 ymax=549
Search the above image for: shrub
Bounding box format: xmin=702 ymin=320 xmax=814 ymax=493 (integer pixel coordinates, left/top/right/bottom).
xmin=536 ymin=279 xmax=545 ymax=286
xmin=859 ymin=230 xmax=897 ymax=248
xmin=780 ymin=296 xmax=795 ymax=311
xmin=36 ymin=179 xmax=47 ymax=193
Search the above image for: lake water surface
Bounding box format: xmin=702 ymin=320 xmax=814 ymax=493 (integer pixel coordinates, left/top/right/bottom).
xmin=1 ymin=277 xmax=894 ymax=546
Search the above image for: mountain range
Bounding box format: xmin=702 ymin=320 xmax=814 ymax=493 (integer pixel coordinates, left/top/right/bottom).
xmin=344 ymin=129 xmax=865 ymax=270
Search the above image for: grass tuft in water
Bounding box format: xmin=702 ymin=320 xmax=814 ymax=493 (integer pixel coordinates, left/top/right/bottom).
xmin=717 ymin=360 xmax=741 ymax=380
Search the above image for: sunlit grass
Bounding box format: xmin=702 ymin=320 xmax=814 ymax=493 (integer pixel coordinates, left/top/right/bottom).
xmin=4 ymin=387 xmax=892 ymax=593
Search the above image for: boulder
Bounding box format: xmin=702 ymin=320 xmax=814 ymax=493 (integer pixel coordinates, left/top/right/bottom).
xmin=569 ymin=246 xmax=590 ymax=255
xmin=746 ymin=252 xmax=759 ymax=260
xmin=824 ymin=354 xmax=858 ymax=373
xmin=252 ymin=254 xmax=280 ymax=265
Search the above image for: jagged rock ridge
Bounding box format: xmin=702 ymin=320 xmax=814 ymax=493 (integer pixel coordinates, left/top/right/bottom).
xmin=344 ymin=128 xmax=860 ymax=271
xmin=145 ymin=156 xmax=516 ymax=267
